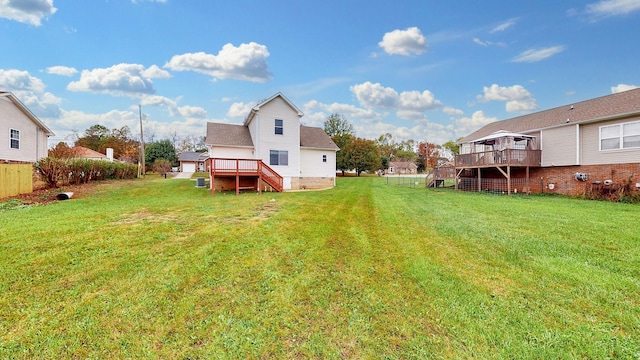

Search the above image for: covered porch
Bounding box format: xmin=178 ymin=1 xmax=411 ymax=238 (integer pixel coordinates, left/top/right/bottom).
xmin=455 ymin=131 xmax=541 ymax=195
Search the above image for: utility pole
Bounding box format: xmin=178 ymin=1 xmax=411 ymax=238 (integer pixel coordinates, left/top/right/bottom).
xmin=139 ymin=105 xmax=145 ymax=177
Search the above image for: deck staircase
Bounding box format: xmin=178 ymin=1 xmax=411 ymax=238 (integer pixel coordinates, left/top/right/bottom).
xmin=208 ymin=158 xmax=283 ymax=195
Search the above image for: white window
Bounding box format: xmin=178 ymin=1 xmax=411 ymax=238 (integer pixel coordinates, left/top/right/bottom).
xmin=10 ymin=129 xmax=20 ymax=149
xmin=600 ymin=121 xmax=640 ymax=150
xmin=269 ymin=150 xmax=288 ymax=166
xmin=275 ymin=119 xmax=283 ymax=135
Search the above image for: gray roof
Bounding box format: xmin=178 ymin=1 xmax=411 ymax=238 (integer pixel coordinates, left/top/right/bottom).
xmin=205 ymin=122 xmax=254 ymax=147
xmin=300 ymin=125 xmax=340 ymax=150
xmin=178 ymin=151 xmax=208 ymax=161
xmin=460 ymin=88 xmax=640 ymax=143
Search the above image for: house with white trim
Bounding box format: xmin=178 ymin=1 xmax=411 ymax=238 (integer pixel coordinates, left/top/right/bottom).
xmin=205 ymin=93 xmax=339 ymax=194
xmin=454 ymin=88 xmax=640 ymax=196
xmin=1 ymin=91 xmax=53 ymax=163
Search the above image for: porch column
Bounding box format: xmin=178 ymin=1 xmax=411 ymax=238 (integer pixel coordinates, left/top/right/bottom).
xmin=477 ymin=168 xmax=482 ymax=193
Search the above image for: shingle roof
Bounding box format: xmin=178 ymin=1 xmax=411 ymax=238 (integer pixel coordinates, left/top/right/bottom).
xmin=300 ymin=125 xmax=340 ymax=150
xmin=73 ymin=146 xmax=106 ymax=159
xmin=205 ymin=122 xmax=254 ymax=147
xmin=178 ymin=151 xmax=208 ymax=161
xmin=460 ymin=88 xmax=640 ymax=143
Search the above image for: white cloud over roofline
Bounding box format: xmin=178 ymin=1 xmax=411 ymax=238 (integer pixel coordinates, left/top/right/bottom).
xmin=477 ymin=84 xmax=538 ymax=113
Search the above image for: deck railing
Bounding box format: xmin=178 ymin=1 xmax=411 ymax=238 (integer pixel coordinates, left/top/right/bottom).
xmin=455 ymin=149 xmax=541 ymax=167
xmin=209 ymin=158 xmax=283 ymax=192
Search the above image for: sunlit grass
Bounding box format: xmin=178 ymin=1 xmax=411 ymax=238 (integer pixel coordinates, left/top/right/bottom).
xmin=1 ymin=177 xmax=639 ymax=358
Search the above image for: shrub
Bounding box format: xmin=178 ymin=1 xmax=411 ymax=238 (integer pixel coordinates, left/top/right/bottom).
xmin=35 ymin=158 xmax=138 ymax=188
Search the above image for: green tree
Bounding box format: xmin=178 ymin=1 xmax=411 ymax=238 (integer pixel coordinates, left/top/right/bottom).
xmin=323 ymin=113 xmax=354 ymax=137
xmin=346 ymin=137 xmax=381 ymax=176
xmin=145 ymin=139 xmax=177 ymax=167
xmin=442 ymin=139 xmax=461 ymax=158
xmin=74 ymin=125 xmax=139 ymax=163
xmin=324 ymin=114 xmax=355 ymax=176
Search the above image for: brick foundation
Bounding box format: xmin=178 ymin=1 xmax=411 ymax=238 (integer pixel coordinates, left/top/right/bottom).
xmin=530 ymin=163 xmax=640 ymax=196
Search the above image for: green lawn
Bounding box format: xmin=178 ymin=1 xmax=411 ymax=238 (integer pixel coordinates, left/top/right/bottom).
xmin=1 ymin=177 xmax=639 ymax=359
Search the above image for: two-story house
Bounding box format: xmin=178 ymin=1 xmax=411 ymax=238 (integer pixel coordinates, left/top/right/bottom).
xmin=1 ymin=91 xmax=54 ymax=198
xmin=205 ymin=92 xmax=339 ymax=194
xmin=455 ymin=88 xmax=640 ymax=196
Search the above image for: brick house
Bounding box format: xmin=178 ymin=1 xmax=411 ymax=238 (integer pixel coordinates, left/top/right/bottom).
xmin=455 ymin=88 xmax=640 ymax=196
xmin=387 ymin=161 xmax=418 ymax=175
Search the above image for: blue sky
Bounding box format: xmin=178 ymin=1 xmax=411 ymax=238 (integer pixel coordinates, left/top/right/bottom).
xmin=1 ymin=0 xmax=639 ymax=146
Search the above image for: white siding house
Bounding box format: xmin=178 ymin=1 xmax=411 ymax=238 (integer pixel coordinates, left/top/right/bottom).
xmin=205 ymin=93 xmax=339 ymax=191
xmin=0 ymin=92 xmax=54 ymax=163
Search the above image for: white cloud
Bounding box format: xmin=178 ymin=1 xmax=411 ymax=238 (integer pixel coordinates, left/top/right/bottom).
xmin=443 ymin=106 xmax=464 ymax=116
xmin=378 ymin=27 xmax=428 ymax=56
xmin=67 ymin=63 xmax=168 ymax=97
xmin=473 ymin=38 xmax=506 ymax=47
xmin=140 ymin=95 xmax=177 ymax=108
xmin=164 ymin=42 xmax=271 ymax=82
xmin=512 ymin=46 xmax=565 ymax=63
xmin=611 ymin=83 xmax=639 ymax=93
xmin=351 ymin=82 xmax=399 ymax=108
xmin=227 ymin=102 xmax=255 ymax=118
xmin=46 ymin=66 xmax=78 ymax=77
xmin=350 ymin=81 xmax=441 ymax=119
xmin=176 ymin=105 xmax=207 ymax=119
xmin=0 ymin=0 xmax=56 ymax=26
xmin=398 ymin=90 xmax=442 ymax=112
xmin=453 ymin=110 xmax=498 ymax=137
xmin=490 ymin=18 xmax=518 ymax=33
xmin=585 ymin=0 xmax=640 ymax=18
xmin=477 ymin=84 xmax=538 ymax=112
xmin=0 ymin=68 xmax=61 ymax=118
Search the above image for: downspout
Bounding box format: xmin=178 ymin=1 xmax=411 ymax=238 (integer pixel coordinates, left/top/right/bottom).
xmin=575 ymin=124 xmax=580 ymax=165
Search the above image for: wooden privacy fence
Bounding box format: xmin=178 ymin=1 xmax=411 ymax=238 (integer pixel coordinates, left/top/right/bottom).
xmin=0 ymin=164 xmax=33 ymax=198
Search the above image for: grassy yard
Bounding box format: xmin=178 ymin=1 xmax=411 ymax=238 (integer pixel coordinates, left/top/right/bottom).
xmin=1 ymin=177 xmax=639 ymax=358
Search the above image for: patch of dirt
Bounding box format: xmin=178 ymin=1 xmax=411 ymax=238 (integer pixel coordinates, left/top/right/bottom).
xmin=2 ymin=180 xmax=128 ymax=206
xmin=224 ymin=201 xmax=281 ymax=223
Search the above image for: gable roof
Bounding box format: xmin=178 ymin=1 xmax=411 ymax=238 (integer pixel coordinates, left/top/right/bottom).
xmin=178 ymin=151 xmax=208 ymax=161
xmin=389 ymin=161 xmax=417 ymax=169
xmin=300 ymin=125 xmax=340 ymax=150
xmin=0 ymin=91 xmax=55 ymax=136
xmin=205 ymin=122 xmax=254 ymax=147
xmin=73 ymin=146 xmax=106 ymax=159
xmin=460 ymin=88 xmax=640 ymax=143
xmin=244 ymin=92 xmax=304 ymax=126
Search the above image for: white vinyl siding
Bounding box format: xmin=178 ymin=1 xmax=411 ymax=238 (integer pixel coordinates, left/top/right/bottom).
xmin=540 ymin=126 xmax=578 ymax=166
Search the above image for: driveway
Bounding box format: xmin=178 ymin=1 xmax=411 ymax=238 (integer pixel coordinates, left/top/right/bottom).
xmin=172 ymin=172 xmax=194 ymax=179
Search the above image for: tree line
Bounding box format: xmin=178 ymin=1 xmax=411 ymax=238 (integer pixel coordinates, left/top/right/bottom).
xmin=323 ymin=113 xmax=459 ymax=176
xmin=50 ymin=124 xmax=206 ymax=174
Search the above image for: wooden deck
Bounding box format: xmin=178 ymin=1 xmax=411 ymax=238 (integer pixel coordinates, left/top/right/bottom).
xmin=454 ymin=149 xmax=542 ymax=195
xmin=455 ymin=149 xmax=541 ymax=168
xmin=207 ymin=158 xmax=283 ymax=195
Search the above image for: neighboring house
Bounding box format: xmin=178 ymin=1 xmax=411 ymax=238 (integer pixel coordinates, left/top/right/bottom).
xmin=178 ymin=151 xmax=208 ymax=172
xmin=205 ymin=92 xmax=339 ymax=193
xmin=387 ymin=161 xmax=418 ymax=175
xmin=73 ymin=146 xmax=109 ymax=160
xmin=0 ymin=91 xmax=53 ymax=163
xmin=455 ymin=88 xmax=640 ymax=196
xmin=0 ymin=91 xmax=54 ymax=198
